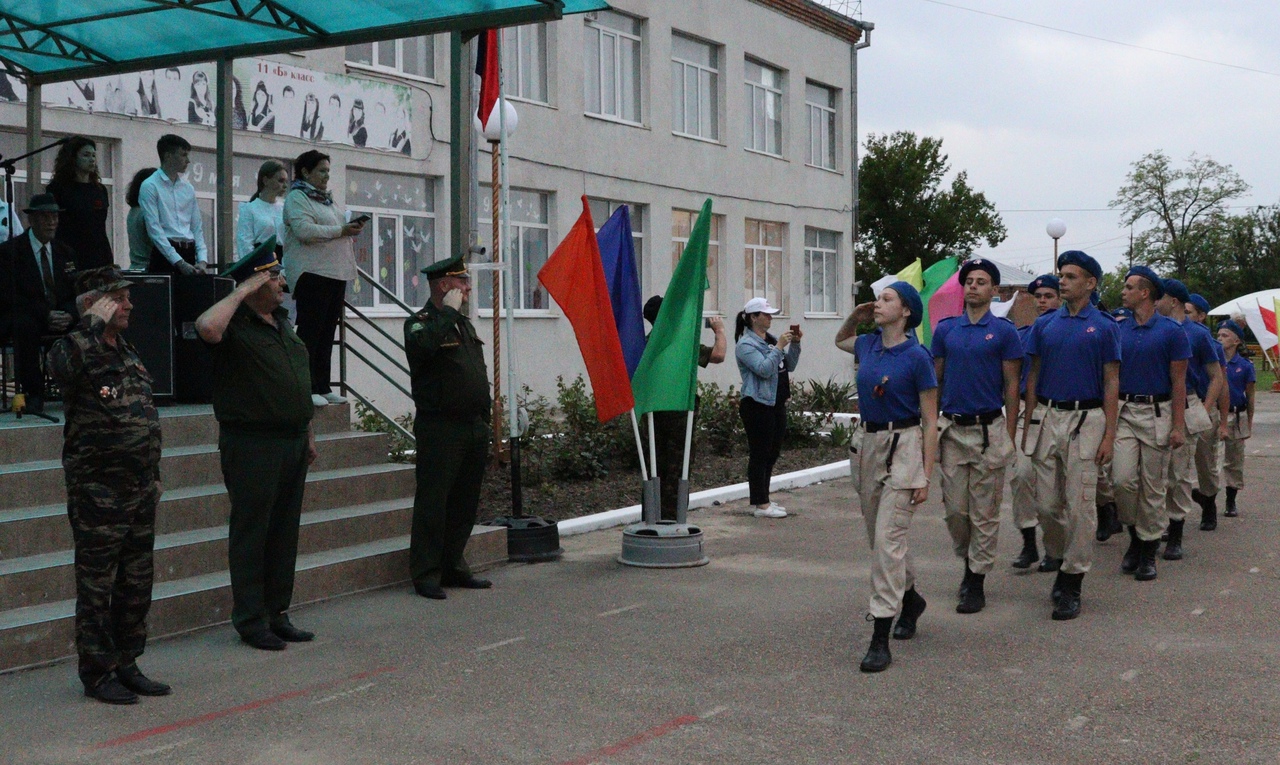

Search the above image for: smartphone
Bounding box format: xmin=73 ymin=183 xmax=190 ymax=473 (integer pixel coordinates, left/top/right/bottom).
xmin=704 ymin=318 xmax=712 ymax=329
xmin=350 ymin=214 xmax=371 ymax=225
xmin=790 ymin=323 xmax=800 ymax=335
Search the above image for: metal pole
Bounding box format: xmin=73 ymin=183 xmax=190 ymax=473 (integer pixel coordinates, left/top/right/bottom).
xmin=499 ymin=29 xmax=521 ymax=512
xmin=850 ymin=24 xmax=872 ymax=303
xmin=680 ymin=410 xmax=694 ymax=480
xmin=339 ymin=314 xmax=348 ymax=398
xmin=490 ymin=144 xmax=503 ymax=460
xmin=215 ymin=58 xmax=234 ymax=266
xmin=449 ymin=32 xmax=474 ymax=272
xmin=630 ymin=409 xmax=649 ymax=481
xmin=25 ymin=84 xmax=41 ymax=206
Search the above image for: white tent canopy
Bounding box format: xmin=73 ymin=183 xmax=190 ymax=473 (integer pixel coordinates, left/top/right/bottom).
xmin=1208 ymin=288 xmax=1280 ymax=316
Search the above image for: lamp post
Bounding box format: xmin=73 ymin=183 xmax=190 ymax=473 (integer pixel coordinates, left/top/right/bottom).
xmin=1046 ymin=218 xmax=1067 ymax=261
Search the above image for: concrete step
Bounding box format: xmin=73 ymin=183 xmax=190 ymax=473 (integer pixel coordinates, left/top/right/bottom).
xmin=0 ymin=526 xmax=508 ymax=673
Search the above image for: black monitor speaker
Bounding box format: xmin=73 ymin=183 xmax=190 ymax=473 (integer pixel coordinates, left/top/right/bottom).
xmin=120 ymin=273 xmax=174 ymax=399
xmin=172 ymin=274 xmax=234 ymax=403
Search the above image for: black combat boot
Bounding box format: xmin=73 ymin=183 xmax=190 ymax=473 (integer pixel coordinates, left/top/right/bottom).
xmin=893 ymin=587 xmax=927 ymax=640
xmin=1120 ymin=526 xmax=1141 ymax=574
xmin=1225 ymin=487 xmax=1239 ymax=517
xmin=958 ymin=560 xmax=973 ymax=599
xmin=1135 ymin=539 xmax=1159 ymax=581
xmin=1162 ymin=519 xmax=1185 ymax=561
xmin=1037 ymin=555 xmax=1062 ymax=573
xmin=1096 ymin=502 xmax=1122 ymax=541
xmin=1051 ymin=570 xmax=1064 ymax=605
xmin=860 ymin=617 xmax=893 ymax=673
xmin=1199 ymin=492 xmax=1218 ymax=530
xmin=956 ymin=573 xmax=986 ymax=614
xmin=1012 ymin=527 xmax=1039 ymax=569
xmin=1051 ymin=573 xmax=1083 ymax=620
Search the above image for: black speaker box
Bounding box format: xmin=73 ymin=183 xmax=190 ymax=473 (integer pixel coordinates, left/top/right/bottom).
xmin=172 ymin=274 xmax=234 ymax=403
xmin=120 ymin=273 xmax=174 ymax=399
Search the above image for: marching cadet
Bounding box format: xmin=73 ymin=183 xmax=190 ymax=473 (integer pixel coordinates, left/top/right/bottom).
xmin=1157 ymin=279 xmax=1222 ymax=560
xmin=1216 ymin=320 xmax=1254 ymax=518
xmin=1023 ymin=251 xmax=1120 ymax=620
xmin=836 ymin=282 xmax=938 ymax=673
xmin=1010 ymin=275 xmax=1061 ymax=570
xmin=47 ymin=266 xmax=167 ymax=704
xmin=931 ymin=259 xmax=1022 ymax=613
xmin=1112 ymin=267 xmax=1190 ymax=582
xmin=404 ymin=254 xmax=494 ymax=600
xmin=1186 ymin=294 xmax=1229 ymax=529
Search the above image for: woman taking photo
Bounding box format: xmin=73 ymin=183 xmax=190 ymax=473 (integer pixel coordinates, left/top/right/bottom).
xmin=283 ymin=150 xmax=363 ymax=407
xmin=46 ymin=136 xmax=113 ymax=270
xmin=734 ymin=297 xmax=801 ymax=519
xmin=835 ymin=282 xmax=938 ymax=673
xmin=236 ymin=160 xmax=288 ymax=260
xmin=1217 ymin=320 xmax=1255 ymax=518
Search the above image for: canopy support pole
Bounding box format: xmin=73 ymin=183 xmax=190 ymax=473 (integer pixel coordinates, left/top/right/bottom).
xmin=215 ymin=57 xmax=235 ymax=267
xmin=25 ymin=85 xmax=41 ymax=206
xmin=450 ymin=32 xmax=475 ymax=271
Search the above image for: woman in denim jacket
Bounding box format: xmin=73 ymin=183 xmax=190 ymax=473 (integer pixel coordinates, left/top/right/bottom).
xmin=734 ymin=297 xmax=801 ymax=518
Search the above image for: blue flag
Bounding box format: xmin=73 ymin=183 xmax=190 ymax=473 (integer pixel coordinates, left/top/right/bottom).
xmin=597 ymin=205 xmax=645 ymax=377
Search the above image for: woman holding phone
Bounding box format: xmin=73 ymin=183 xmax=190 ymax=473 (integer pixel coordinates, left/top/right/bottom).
xmin=282 ymin=150 xmax=364 ymax=407
xmin=734 ymin=297 xmax=801 ymax=518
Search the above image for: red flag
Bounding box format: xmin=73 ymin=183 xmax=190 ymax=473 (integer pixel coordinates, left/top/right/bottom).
xmin=475 ymin=29 xmax=499 ymax=130
xmin=1262 ymin=302 xmax=1277 ymax=335
xmin=538 ymin=197 xmax=635 ymax=422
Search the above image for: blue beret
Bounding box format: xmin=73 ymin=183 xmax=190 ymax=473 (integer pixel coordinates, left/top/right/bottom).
xmin=1162 ymin=278 xmax=1190 ymax=304
xmin=959 ymin=258 xmax=1001 ymax=286
xmin=1057 ymin=250 xmax=1101 ymax=281
xmin=1126 ymin=265 xmax=1165 ymax=300
xmin=1028 ymin=274 xmax=1060 ymax=294
xmin=1189 ymin=293 xmax=1211 ymax=314
xmin=1219 ymin=319 xmax=1247 ymax=342
xmin=886 ymin=280 xmax=924 ymax=330
xmin=1112 ymin=307 xmax=1133 ymax=320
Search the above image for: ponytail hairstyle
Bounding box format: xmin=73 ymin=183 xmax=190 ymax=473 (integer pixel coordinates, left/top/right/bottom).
xmin=734 ymin=311 xmax=751 ymax=342
xmin=249 ymin=159 xmax=287 ymax=202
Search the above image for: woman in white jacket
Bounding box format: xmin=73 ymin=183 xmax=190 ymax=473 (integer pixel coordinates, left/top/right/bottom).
xmin=235 ymin=159 xmax=288 ymax=260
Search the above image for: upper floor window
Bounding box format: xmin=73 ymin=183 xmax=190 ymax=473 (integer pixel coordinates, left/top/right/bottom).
xmin=671 ymin=33 xmax=718 ymax=141
xmin=805 ymin=82 xmax=837 ymax=170
xmin=744 ymin=59 xmax=782 ymax=156
xmin=347 ymin=36 xmax=435 ymax=80
xmin=503 ymin=23 xmax=549 ymax=103
xmin=673 ymin=209 xmax=723 ymax=314
xmin=585 ymin=10 xmax=642 ymax=124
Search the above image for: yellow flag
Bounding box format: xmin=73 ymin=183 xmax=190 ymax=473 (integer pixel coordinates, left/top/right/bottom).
xmin=895 ymin=259 xmax=924 ymax=291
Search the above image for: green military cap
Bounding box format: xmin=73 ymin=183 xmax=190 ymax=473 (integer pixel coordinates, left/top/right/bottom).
xmin=75 ymin=265 xmax=131 ymax=295
xmin=221 ymin=236 xmax=281 ymax=283
xmin=421 ymin=253 xmax=470 ymax=281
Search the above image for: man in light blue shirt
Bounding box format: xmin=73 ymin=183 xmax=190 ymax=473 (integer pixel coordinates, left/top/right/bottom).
xmin=139 ymin=134 xmax=207 ymax=275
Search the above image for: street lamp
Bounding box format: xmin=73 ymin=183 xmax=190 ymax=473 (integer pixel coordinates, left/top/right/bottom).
xmin=1046 ymin=218 xmax=1066 ymax=261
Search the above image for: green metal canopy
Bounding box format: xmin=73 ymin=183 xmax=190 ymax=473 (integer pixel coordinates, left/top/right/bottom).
xmin=0 ymin=0 xmax=606 ymax=84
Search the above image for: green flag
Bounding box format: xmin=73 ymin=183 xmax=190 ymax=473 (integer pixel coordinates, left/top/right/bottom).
xmin=919 ymin=256 xmax=959 ymax=344
xmin=632 ymin=198 xmax=712 ymax=414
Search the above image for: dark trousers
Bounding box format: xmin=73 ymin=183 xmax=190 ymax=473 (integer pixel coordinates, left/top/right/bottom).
xmin=293 ymin=273 xmax=347 ymax=395
xmin=147 ymin=240 xmax=198 ymax=274
xmin=654 ymin=407 xmax=698 ymax=521
xmin=10 ymin=312 xmax=51 ymax=399
xmin=739 ymin=397 xmax=786 ymax=506
xmin=68 ymin=479 xmax=160 ymax=687
xmin=410 ymin=415 xmax=489 ymax=589
xmin=220 ymin=428 xmax=310 ymax=635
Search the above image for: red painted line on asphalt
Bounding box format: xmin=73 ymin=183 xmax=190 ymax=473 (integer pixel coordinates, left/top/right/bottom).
xmin=557 ymin=714 xmax=702 ymax=765
xmin=88 ymin=665 xmax=398 ymax=751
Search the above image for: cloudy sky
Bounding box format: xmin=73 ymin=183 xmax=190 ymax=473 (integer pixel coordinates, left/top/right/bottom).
xmin=847 ymin=0 xmax=1280 ymax=275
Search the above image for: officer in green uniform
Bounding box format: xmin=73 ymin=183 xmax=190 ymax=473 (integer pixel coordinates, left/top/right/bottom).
xmin=48 ymin=266 xmax=167 ymax=705
xmin=405 ymin=254 xmax=493 ymax=600
xmin=196 ymin=238 xmax=317 ymax=650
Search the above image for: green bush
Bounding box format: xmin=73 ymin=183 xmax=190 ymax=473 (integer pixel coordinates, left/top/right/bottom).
xmin=696 ymin=380 xmax=743 ymax=454
xmin=352 ymin=401 xmax=415 ymax=463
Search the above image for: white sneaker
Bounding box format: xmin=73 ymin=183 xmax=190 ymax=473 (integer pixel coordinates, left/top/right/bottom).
xmin=311 ymin=394 xmax=329 ymax=407
xmin=322 ymin=392 xmax=348 ymax=404
xmin=753 ymin=503 xmax=787 ymax=518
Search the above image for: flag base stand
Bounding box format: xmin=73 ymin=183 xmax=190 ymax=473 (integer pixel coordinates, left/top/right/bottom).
xmin=488 ymin=516 xmax=563 ymax=563
xmin=618 ymin=478 xmax=709 ymax=568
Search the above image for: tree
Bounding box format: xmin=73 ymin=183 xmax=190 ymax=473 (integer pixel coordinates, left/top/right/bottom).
xmin=1110 ymin=150 xmax=1250 ymax=280
xmin=856 ymin=131 xmax=1006 ymax=292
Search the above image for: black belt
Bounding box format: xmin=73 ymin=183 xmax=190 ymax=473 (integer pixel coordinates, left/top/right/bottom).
xmin=943 ymin=410 xmax=1002 ymax=426
xmin=864 ymin=417 xmax=921 ymax=433
xmin=1121 ymin=393 xmax=1170 ymax=404
xmin=1229 ymin=405 xmax=1246 ymax=414
xmin=1038 ymin=396 xmax=1103 ymax=411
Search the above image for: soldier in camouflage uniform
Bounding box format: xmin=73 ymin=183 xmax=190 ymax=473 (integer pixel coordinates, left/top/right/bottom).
xmin=46 ymin=266 xmax=167 ymax=705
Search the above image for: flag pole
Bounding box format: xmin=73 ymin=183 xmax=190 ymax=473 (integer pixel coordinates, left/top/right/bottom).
xmin=629 ymin=409 xmax=648 ymax=481
xmin=680 ymin=410 xmax=694 ymax=480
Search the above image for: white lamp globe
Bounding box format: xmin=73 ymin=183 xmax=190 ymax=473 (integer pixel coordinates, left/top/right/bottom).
xmin=473 ymin=98 xmax=519 ymax=142
xmin=1046 ymin=218 xmax=1067 ymax=240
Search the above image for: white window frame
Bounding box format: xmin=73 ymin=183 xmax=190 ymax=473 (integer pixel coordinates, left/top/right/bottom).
xmin=744 ymin=219 xmax=786 ymax=313
xmin=805 ymin=82 xmax=837 ymax=171
xmin=584 ymin=11 xmax=644 ymax=125
xmin=503 ymin=23 xmax=550 ymax=105
xmin=346 ymin=36 xmax=436 ymax=82
xmin=804 ymin=227 xmax=840 ymax=315
xmin=478 ymin=189 xmax=554 ymax=315
xmin=589 ymin=199 xmax=645 ymax=286
xmin=744 ymin=58 xmax=783 ymax=157
xmin=672 ymin=209 xmax=723 ymax=315
xmin=343 ymin=171 xmax=438 ymax=314
xmin=671 ymin=33 xmax=719 ymax=142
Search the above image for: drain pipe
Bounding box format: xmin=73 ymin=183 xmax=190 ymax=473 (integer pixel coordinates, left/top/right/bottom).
xmin=850 ymin=20 xmax=873 ymax=302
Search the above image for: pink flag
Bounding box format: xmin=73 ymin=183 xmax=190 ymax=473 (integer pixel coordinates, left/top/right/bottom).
xmin=928 ymin=272 xmax=964 ymax=333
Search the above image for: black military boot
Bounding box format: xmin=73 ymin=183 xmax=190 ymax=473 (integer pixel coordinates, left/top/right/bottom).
xmin=1051 ymin=570 xmax=1064 ymax=605
xmin=1096 ymin=502 xmax=1122 ymax=541
xmin=1012 ymin=527 xmax=1039 ymax=569
xmin=958 ymin=560 xmax=973 ymax=599
xmin=1135 ymin=539 xmax=1159 ymax=581
xmin=860 ymin=617 xmax=893 ymax=673
xmin=893 ymin=587 xmax=927 ymax=640
xmin=1037 ymin=555 xmax=1062 ymax=573
xmin=956 ymin=573 xmax=986 ymax=614
xmin=1225 ymin=487 xmax=1239 ymax=517
xmin=1051 ymin=573 xmax=1083 ymax=621
xmin=1120 ymin=526 xmax=1141 ymax=575
xmin=1199 ymin=492 xmax=1218 ymax=530
xmin=1162 ymin=519 xmax=1185 ymax=561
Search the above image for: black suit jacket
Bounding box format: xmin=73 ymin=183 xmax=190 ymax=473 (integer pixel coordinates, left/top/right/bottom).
xmin=0 ymin=234 xmax=78 ymax=338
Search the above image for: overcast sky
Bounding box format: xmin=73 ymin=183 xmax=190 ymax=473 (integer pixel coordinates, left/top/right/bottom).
xmin=847 ymin=0 xmax=1280 ymax=276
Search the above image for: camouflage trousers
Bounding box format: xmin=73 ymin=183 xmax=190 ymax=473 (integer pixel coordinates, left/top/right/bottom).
xmin=67 ymin=478 xmax=160 ymax=687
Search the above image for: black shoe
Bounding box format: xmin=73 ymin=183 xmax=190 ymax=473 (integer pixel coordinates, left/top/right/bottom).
xmin=442 ymin=574 xmax=492 ymax=589
xmin=117 ymin=664 xmax=171 ymax=696
xmin=1199 ymin=492 xmax=1218 ymax=530
xmin=1120 ymin=526 xmax=1141 ymax=574
xmin=84 ymin=675 xmax=138 ymax=705
xmin=240 ymin=629 xmax=287 ymax=651
xmin=270 ymin=619 xmax=315 ymax=642
xmin=1051 ymin=573 xmax=1083 ymax=621
xmin=1162 ymin=519 xmax=1185 ymax=561
xmin=1224 ymin=487 xmax=1239 ymax=518
xmin=1051 ymin=570 xmax=1064 ymax=605
xmin=859 ymin=617 xmax=893 ymax=673
xmin=415 ymin=584 xmax=447 ymax=600
xmin=1135 ymin=539 xmax=1159 ymax=581
xmin=893 ymin=588 xmax=927 ymax=640
xmin=1037 ymin=556 xmax=1062 ymax=573
xmin=957 ymin=559 xmax=973 ymax=599
xmin=1012 ymin=527 xmax=1039 ymax=569
xmin=1096 ymin=502 xmax=1122 ymax=541
xmin=956 ymin=573 xmax=986 ymax=614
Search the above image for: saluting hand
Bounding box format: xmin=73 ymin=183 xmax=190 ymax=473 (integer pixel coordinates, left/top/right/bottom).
xmin=851 ymin=301 xmax=875 ymax=324
xmin=235 ymin=270 xmax=273 ymax=297
xmin=443 ymin=288 xmax=464 ymax=311
xmin=83 ymin=296 xmax=118 ymax=325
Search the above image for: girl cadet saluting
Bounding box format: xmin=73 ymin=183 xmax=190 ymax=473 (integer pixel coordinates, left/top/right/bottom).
xmin=835 ymin=281 xmax=938 ymax=673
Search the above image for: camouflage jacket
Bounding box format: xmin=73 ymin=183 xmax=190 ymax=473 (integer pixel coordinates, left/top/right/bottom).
xmin=46 ymin=314 xmax=162 ymax=485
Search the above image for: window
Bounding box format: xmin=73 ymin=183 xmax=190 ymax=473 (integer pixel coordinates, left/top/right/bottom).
xmin=672 ymin=209 xmax=722 ymax=314
xmin=804 ymin=227 xmax=840 ymax=314
xmin=503 ymin=24 xmax=548 ymax=103
xmin=671 ymin=33 xmax=718 ymax=140
xmin=588 ymin=198 xmax=645 ymax=284
xmin=744 ymin=219 xmax=785 ymax=311
xmin=346 ymin=169 xmax=436 ymax=310
xmin=805 ymin=82 xmax=837 ymax=170
xmin=744 ymin=59 xmax=782 ymax=156
xmin=347 ymin=36 xmax=435 ymax=80
xmin=478 ymin=189 xmax=552 ymax=311
xmin=585 ymin=10 xmax=642 ymax=123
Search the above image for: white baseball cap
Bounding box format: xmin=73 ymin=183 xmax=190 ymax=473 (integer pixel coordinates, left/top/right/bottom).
xmin=742 ymin=297 xmax=781 ymax=315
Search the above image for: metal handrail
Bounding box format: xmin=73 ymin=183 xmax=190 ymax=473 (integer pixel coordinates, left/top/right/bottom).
xmin=343 ymin=321 xmax=411 ymax=377
xmin=353 ymin=265 xmax=416 ymax=315
xmin=344 ymin=342 xmax=412 ymax=399
xmin=337 ymin=266 xmax=420 ymax=445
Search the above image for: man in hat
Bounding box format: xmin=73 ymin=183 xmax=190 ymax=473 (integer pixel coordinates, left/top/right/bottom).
xmin=0 ymin=192 xmax=79 ymax=413
xmin=1112 ymin=266 xmax=1189 ymax=582
xmin=1185 ymin=293 xmax=1229 ymax=528
xmin=931 ymin=258 xmax=1022 ymax=614
xmin=1023 ymin=250 xmax=1121 ymax=620
xmin=46 ymin=266 xmax=166 ymax=704
xmin=405 ymin=254 xmax=493 ymax=600
xmin=195 ymin=238 xmax=317 ymax=650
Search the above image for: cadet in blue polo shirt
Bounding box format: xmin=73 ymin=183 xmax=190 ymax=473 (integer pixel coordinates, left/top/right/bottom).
xmin=931 ymin=259 xmax=1022 ymax=614
xmin=1217 ymin=320 xmax=1255 ymax=518
xmin=1023 ymin=250 xmax=1121 ymax=621
xmin=1186 ymin=293 xmax=1230 ymax=527
xmin=1112 ymin=266 xmax=1190 ymax=583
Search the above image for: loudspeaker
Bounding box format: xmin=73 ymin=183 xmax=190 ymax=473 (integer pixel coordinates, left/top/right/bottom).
xmin=172 ymin=274 xmax=234 ymax=403
xmin=120 ymin=273 xmax=174 ymax=399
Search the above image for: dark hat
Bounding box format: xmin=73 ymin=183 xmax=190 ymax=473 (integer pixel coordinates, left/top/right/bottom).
xmin=958 ymin=258 xmax=1001 ymax=286
xmin=1219 ymin=319 xmax=1247 ymax=342
xmin=23 ymin=192 xmax=63 ymax=214
xmin=75 ymin=266 xmax=131 ymax=295
xmin=1125 ymin=265 xmax=1165 ymax=300
xmin=643 ymin=295 xmax=663 ymax=325
xmin=1112 ymin=307 xmax=1134 ymax=320
xmin=1162 ymin=277 xmax=1190 ymax=305
xmin=885 ymin=280 xmax=924 ymax=330
xmin=1057 ymin=250 xmax=1102 ymax=282
xmin=1027 ymin=274 xmax=1060 ymax=294
xmin=1188 ymin=293 xmax=1211 ymax=314
xmin=421 ymin=253 xmax=470 ymax=281
xmin=221 ymin=236 xmax=281 ymax=283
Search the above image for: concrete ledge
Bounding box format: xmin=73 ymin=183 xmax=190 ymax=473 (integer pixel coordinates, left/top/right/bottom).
xmin=464 ymin=525 xmax=508 ymax=572
xmin=557 ymin=459 xmax=852 ymax=537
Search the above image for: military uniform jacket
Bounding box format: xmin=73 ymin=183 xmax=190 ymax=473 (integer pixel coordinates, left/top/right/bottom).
xmin=404 ymin=301 xmax=490 ymax=420
xmin=47 ymin=314 xmax=162 ymax=484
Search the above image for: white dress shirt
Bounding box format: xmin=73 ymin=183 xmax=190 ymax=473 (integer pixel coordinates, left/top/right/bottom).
xmin=234 ymin=197 xmax=285 ymax=259
xmin=138 ymin=168 xmax=207 ymax=265
xmin=0 ymin=199 xmax=22 ymax=241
